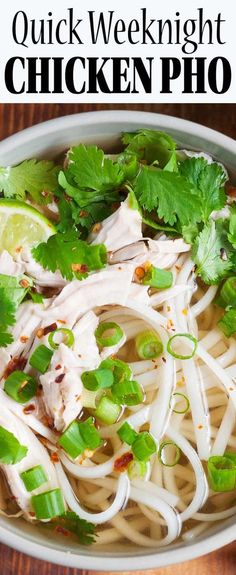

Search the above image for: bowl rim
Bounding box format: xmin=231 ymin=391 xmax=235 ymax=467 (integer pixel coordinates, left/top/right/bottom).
xmin=0 ymin=109 xmax=236 ymax=570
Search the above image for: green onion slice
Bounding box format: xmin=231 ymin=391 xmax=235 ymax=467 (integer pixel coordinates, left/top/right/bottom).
xmin=112 ymin=380 xmax=144 ymax=406
xmin=0 ymin=425 xmax=28 ymax=464
xmin=135 ymin=330 xmax=163 ymax=360
xmin=132 ymin=432 xmax=156 ymax=461
xmin=128 ymin=459 xmax=148 ymax=480
xmin=29 ymin=345 xmax=53 ymax=374
xmin=99 ymin=358 xmax=132 ymax=383
xmin=81 ymin=368 xmax=114 ymax=391
xmin=117 ymin=422 xmax=138 ymax=445
xmin=167 ymin=333 xmax=197 ymax=360
xmin=21 ymin=465 xmax=47 ymax=492
xmin=31 ymin=488 xmax=65 ymax=520
xmin=208 ymin=455 xmax=236 ymax=492
xmin=169 ymin=392 xmax=190 ymax=414
xmin=95 ymin=396 xmax=121 ymax=425
xmin=142 ymin=266 xmax=173 ymax=289
xmin=95 ymin=322 xmax=124 ymax=348
xmin=4 ymin=371 xmax=37 ymax=404
xmin=59 ymin=417 xmax=102 ymax=459
xmin=48 ymin=328 xmax=75 ymax=350
xmin=158 ymin=441 xmax=181 ymax=467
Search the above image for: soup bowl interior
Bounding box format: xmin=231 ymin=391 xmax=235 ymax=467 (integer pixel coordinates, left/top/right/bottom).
xmin=0 ymin=110 xmax=235 ymax=570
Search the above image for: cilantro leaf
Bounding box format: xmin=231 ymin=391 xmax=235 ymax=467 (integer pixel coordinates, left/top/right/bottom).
xmin=58 ymin=172 xmax=120 ymax=209
xmin=122 ymin=129 xmax=176 ymax=167
xmin=52 ymin=511 xmax=96 ymax=545
xmin=133 ymin=167 xmax=202 ymax=227
xmin=68 ymin=145 xmax=124 ymax=192
xmin=179 ymin=157 xmax=227 ymax=221
xmin=192 ymin=220 xmax=232 ymax=284
xmin=0 ymin=288 xmax=16 ymax=347
xmin=218 ymin=308 xmax=236 ymax=337
xmin=0 ymin=274 xmax=33 ymax=307
xmin=32 ymin=232 xmax=107 ymax=281
xmin=0 ymin=160 xmax=59 ymax=204
xmin=0 ymin=426 xmax=28 ymax=464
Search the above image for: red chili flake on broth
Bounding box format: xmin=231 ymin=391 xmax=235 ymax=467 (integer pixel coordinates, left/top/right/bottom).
xmin=29 ymin=511 xmax=36 ymax=517
xmin=135 ymin=266 xmax=145 ymax=281
xmin=79 ymin=210 xmax=88 ymax=218
xmin=226 ymin=185 xmax=236 ymax=198
xmin=71 ymin=263 xmax=88 ymax=273
xmin=55 ymin=364 xmax=62 ymax=370
xmin=3 ymin=356 xmax=27 ymax=379
xmin=55 ymin=525 xmax=70 ymax=537
xmin=23 ymin=404 xmax=36 ymax=414
xmin=55 ymin=373 xmax=65 ymax=384
xmin=114 ymin=452 xmax=133 ymax=472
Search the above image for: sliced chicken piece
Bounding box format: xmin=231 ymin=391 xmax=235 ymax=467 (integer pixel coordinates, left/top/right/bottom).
xmin=0 ymin=406 xmax=59 ymax=516
xmin=45 ymin=264 xmax=134 ymax=322
xmin=41 ymin=343 xmax=83 ymax=431
xmin=90 ymin=197 xmax=142 ymax=252
xmin=6 ymin=301 xmax=45 ymax=358
xmin=72 ymin=311 xmax=100 ymax=369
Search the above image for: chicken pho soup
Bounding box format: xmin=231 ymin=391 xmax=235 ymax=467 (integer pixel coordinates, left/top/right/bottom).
xmin=0 ymin=129 xmax=236 ymax=548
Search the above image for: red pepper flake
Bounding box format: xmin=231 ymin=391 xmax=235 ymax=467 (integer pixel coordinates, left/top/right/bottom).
xmin=55 ymin=364 xmax=62 ymax=370
xmin=135 ymin=266 xmax=145 ymax=281
xmin=92 ymin=223 xmax=102 ymax=233
xmin=197 ymin=424 xmax=203 ymax=430
xmin=19 ymin=279 xmax=30 ymax=288
xmin=23 ymin=404 xmax=36 ymax=414
xmin=29 ymin=511 xmax=36 ymax=517
xmin=71 ymin=263 xmax=88 ymax=273
xmin=3 ymin=356 xmax=27 ymax=379
xmin=55 ymin=373 xmax=65 ymax=384
xmin=51 ymin=452 xmax=59 ymax=463
xmin=57 ymin=319 xmax=66 ymax=325
xmin=15 ymin=246 xmax=23 ymax=253
xmin=162 ymin=357 xmax=167 ymax=363
xmin=43 ymin=323 xmax=58 ymax=336
xmin=79 ymin=210 xmax=88 ymax=218
xmin=114 ymin=452 xmax=133 ymax=472
xmin=55 ymin=525 xmax=70 ymax=537
xmin=41 ymin=415 xmax=55 ymax=429
xmin=20 ymin=335 xmax=29 ymax=343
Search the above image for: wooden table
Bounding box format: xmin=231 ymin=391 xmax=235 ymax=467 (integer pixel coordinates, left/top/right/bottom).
xmin=0 ymin=103 xmax=235 ymax=575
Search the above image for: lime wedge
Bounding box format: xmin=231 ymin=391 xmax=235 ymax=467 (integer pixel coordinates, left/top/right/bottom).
xmin=0 ymin=199 xmax=56 ymax=255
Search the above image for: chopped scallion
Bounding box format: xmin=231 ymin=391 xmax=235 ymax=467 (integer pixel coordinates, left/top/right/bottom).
xmin=95 ymin=322 xmax=124 ymax=348
xmin=4 ymin=371 xmax=37 ymax=404
xmin=132 ymin=432 xmax=156 ymax=461
xmin=21 ymin=465 xmax=47 ymax=492
xmin=81 ymin=368 xmax=114 ymax=391
xmin=48 ymin=328 xmax=75 ymax=350
xmin=208 ymin=455 xmax=236 ymax=492
xmin=29 ymin=345 xmax=53 ymax=374
xmin=167 ymin=333 xmax=197 ymax=360
xmin=135 ymin=330 xmax=163 ymax=360
xmin=112 ymin=380 xmax=144 ymax=406
xmin=169 ymin=392 xmax=190 ymax=414
xmin=95 ymin=396 xmax=121 ymax=424
xmin=128 ymin=459 xmax=148 ymax=479
xmin=158 ymin=441 xmax=181 ymax=467
xmin=117 ymin=422 xmax=138 ymax=445
xmin=31 ymin=488 xmax=65 ymax=520
xmin=59 ymin=417 xmax=102 ymax=459
xmin=142 ymin=266 xmax=173 ymax=289
xmin=99 ymin=358 xmax=132 ymax=383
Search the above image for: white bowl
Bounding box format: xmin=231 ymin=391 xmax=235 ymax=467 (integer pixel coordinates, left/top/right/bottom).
xmin=0 ymin=110 xmax=235 ymax=570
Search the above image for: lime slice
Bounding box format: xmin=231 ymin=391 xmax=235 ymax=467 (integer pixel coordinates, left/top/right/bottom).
xmin=0 ymin=199 xmax=56 ymax=255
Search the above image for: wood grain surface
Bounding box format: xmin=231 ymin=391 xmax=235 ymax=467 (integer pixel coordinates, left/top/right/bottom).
xmin=0 ymin=102 xmax=236 ymax=575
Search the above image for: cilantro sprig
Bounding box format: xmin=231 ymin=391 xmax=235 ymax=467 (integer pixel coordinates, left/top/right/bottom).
xmin=0 ymin=160 xmax=59 ymax=204
xmin=32 ymin=231 xmax=107 ymax=281
xmin=51 ymin=511 xmax=97 ymax=545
